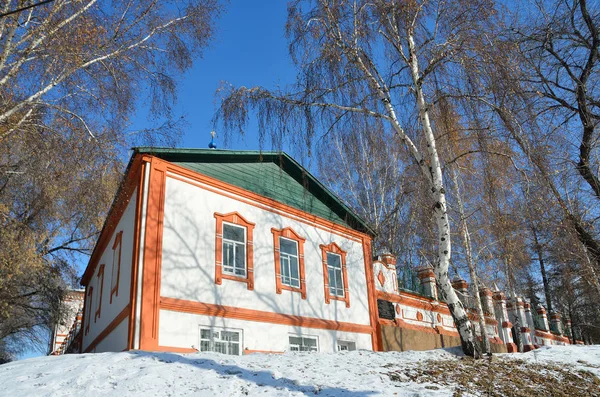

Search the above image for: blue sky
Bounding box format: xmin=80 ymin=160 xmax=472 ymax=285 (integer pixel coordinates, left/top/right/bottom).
xmin=132 ymin=0 xmax=296 ymax=151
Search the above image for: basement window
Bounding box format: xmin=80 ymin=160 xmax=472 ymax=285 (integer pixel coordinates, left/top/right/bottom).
xmin=337 ymin=340 xmax=356 ymax=351
xmin=289 ymin=336 xmax=318 ymax=352
xmin=199 ymin=326 xmax=242 ymax=356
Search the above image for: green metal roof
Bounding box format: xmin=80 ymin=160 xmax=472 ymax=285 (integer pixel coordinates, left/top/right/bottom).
xmin=133 ymin=147 xmax=374 ymax=235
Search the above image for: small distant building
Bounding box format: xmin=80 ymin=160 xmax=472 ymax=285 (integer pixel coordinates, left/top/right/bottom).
xmin=49 ymin=289 xmax=84 ymax=355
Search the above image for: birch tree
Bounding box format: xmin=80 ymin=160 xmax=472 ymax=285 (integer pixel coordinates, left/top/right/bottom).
xmin=216 ymin=0 xmax=502 ymax=357
xmin=460 ymin=2 xmax=600 ymax=297
xmin=316 ymin=123 xmax=421 ymax=256
xmin=516 ymin=0 xmax=600 ymax=201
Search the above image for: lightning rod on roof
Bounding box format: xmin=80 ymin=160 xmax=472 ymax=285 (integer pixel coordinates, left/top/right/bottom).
xmin=208 ymin=131 xmax=217 ymax=149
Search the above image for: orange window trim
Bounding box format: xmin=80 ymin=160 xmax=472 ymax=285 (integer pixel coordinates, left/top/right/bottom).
xmin=271 ymin=227 xmax=306 ymax=299
xmin=214 ymin=212 xmax=256 ymax=290
xmin=110 ymin=231 xmax=123 ymax=303
xmin=95 ymin=264 xmax=105 ymax=322
xmin=85 ymin=287 xmax=93 ymax=335
xmin=160 ymin=296 xmax=373 ymax=334
xmin=320 ymin=242 xmax=350 ymax=308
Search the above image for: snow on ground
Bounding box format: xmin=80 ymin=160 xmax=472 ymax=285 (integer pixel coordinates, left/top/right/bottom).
xmin=502 ymin=344 xmax=600 ymax=377
xmin=0 ymin=345 xmax=598 ymax=397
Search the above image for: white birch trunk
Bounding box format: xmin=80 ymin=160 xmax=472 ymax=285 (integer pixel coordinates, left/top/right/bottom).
xmin=406 ymin=32 xmax=480 ymax=358
xmin=451 ymin=166 xmax=491 ymax=354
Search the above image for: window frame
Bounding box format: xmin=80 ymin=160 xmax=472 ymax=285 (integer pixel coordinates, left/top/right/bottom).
xmin=214 ymin=212 xmax=255 ymax=290
xmin=222 ymin=222 xmax=247 ymax=277
xmin=110 ymin=231 xmax=123 ymax=303
xmin=94 ymin=264 xmax=105 ymax=322
xmin=198 ymin=325 xmax=243 ymax=356
xmin=288 ymin=335 xmax=319 ymax=352
xmin=320 ymin=242 xmax=350 ymax=307
xmin=327 ymin=252 xmax=345 ymax=297
xmin=337 ymin=340 xmax=357 ymax=351
xmin=271 ymin=227 xmax=306 ymax=299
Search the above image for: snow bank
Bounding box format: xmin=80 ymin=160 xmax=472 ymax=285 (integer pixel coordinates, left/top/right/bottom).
xmin=0 ymin=345 xmax=598 ymax=396
xmin=502 ymin=344 xmax=600 ymax=376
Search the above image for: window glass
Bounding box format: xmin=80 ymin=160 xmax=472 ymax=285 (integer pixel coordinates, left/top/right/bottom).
xmin=280 ymin=238 xmax=297 ymax=255
xmin=289 ymin=336 xmax=318 ymax=352
xmin=337 ymin=341 xmax=356 ymax=351
xmin=327 ymin=252 xmax=344 ymax=297
xmin=223 ymin=224 xmax=245 ymax=242
xmin=290 ymin=257 xmax=299 ymax=280
xmin=199 ymin=327 xmax=242 ymax=355
xmin=234 ymin=244 xmax=246 ymax=275
xmin=327 ymin=252 xmax=341 ymax=269
xmin=280 ymin=237 xmax=300 ymax=288
xmin=222 ymin=223 xmax=246 ymax=277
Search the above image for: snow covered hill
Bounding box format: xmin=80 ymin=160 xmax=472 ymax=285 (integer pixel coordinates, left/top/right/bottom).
xmin=1 ymin=346 xmax=599 ymax=396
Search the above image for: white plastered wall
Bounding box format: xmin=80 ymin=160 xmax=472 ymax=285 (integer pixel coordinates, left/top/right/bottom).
xmin=158 ymin=310 xmax=372 ymax=353
xmin=158 ymin=174 xmax=373 ymax=351
xmin=81 ymin=188 xmax=138 ymax=352
xmin=373 ymin=260 xmax=397 ymax=294
xmin=94 ymin=316 xmax=129 ymax=353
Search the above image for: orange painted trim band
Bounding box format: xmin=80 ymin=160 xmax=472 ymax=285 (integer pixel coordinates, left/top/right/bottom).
xmin=506 ymin=343 xmax=518 ymax=352
xmin=84 ymin=305 xmax=130 ymax=353
xmin=244 ymin=349 xmax=284 ymax=355
xmin=139 ymin=158 xmax=167 ymax=350
xmin=95 ymin=265 xmax=105 ymax=322
xmin=361 ymin=238 xmax=380 ymax=351
xmin=152 ymin=346 xmax=198 ymax=353
xmin=85 ymin=287 xmax=93 ymax=336
xmin=159 ymin=296 xmax=373 ymax=334
xmin=467 ymin=311 xmax=499 ymax=326
xmin=534 ymin=330 xmax=570 ymax=342
xmin=377 ymin=291 xmax=452 ymax=316
xmin=110 ymin=231 xmax=123 ymax=304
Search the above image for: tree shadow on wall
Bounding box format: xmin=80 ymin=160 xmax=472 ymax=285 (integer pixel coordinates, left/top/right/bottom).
xmin=160 ymin=184 xmax=373 ymax=353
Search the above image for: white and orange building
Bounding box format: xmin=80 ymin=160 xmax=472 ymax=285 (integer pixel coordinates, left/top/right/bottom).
xmin=79 ymin=148 xmax=379 ymax=354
